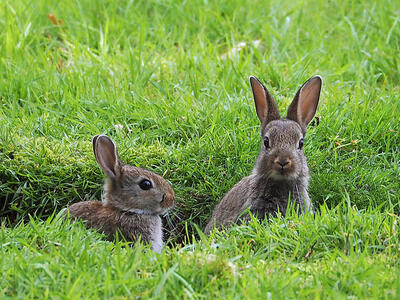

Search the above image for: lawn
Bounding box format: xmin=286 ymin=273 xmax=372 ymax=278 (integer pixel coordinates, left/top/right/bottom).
xmin=1 ymin=0 xmax=400 ymax=298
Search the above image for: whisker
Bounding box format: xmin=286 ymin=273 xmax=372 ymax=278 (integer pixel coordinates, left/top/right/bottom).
xmin=164 ymin=212 xmax=175 ymax=230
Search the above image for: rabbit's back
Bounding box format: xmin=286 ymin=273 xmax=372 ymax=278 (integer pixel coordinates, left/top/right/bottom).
xmin=68 ymin=201 xmax=162 ymax=251
xmin=68 ymin=201 xmax=116 ymax=234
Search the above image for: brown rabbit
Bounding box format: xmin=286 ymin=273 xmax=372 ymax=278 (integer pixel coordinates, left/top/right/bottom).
xmin=205 ymin=75 xmax=322 ymax=234
xmin=67 ymin=135 xmax=175 ymax=253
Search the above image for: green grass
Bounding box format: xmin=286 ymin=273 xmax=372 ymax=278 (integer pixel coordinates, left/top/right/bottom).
xmin=1 ymin=205 xmax=400 ymax=298
xmin=1 ymin=0 xmax=400 ymax=298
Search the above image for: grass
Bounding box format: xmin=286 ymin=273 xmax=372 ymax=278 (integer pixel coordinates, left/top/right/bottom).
xmin=0 ymin=0 xmax=399 ymax=298
xmin=1 ymin=205 xmax=400 ymax=298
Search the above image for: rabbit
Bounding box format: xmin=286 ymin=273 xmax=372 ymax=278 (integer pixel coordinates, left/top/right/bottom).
xmin=67 ymin=135 xmax=175 ymax=253
xmin=205 ymin=75 xmax=322 ymax=234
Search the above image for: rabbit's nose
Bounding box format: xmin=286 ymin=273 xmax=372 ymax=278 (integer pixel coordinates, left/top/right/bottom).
xmin=279 ymin=161 xmax=289 ymax=167
xmin=275 ymin=158 xmax=291 ymax=169
xmin=161 ymin=191 xmax=175 ymax=208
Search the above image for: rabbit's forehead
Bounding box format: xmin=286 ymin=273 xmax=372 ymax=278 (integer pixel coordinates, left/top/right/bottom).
xmin=264 ymin=120 xmax=302 ymax=143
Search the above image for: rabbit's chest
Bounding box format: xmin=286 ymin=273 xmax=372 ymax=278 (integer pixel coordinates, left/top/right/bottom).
xmin=117 ymin=215 xmax=163 ymax=251
xmin=250 ymin=185 xmax=303 ymax=219
xmin=251 ymin=196 xmax=288 ymax=219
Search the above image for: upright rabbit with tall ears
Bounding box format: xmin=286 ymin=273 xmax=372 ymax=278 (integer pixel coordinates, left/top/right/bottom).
xmin=205 ymin=75 xmax=322 ymax=234
xmin=67 ymin=135 xmax=175 ymax=253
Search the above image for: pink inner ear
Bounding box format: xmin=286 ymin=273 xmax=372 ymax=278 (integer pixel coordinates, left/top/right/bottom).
xmin=299 ymin=79 xmax=321 ymax=125
xmin=102 ymin=147 xmax=117 ymax=168
xmin=254 ymin=88 xmax=267 ymax=121
xmin=250 ymin=77 xmax=267 ymax=122
xmin=96 ymin=136 xmax=119 ymax=178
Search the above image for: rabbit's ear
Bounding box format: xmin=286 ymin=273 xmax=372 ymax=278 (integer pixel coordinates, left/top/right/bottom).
xmin=92 ymin=135 xmax=99 ymax=157
xmin=249 ymin=76 xmax=280 ymax=124
xmin=93 ymin=135 xmax=121 ymax=178
xmin=287 ymin=76 xmax=322 ymax=132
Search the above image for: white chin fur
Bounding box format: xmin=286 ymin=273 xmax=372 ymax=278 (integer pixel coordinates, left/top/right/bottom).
xmin=269 ymin=171 xmax=296 ymax=181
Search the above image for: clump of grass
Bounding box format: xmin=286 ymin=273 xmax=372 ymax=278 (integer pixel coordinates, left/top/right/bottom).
xmin=1 ymin=204 xmax=399 ymax=298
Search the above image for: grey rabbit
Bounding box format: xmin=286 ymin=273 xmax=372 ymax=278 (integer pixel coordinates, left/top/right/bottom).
xmin=67 ymin=135 xmax=175 ymax=253
xmin=205 ymin=75 xmax=322 ymax=234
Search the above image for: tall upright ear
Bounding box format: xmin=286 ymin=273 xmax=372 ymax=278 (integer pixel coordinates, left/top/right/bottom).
xmin=286 ymin=76 xmax=322 ymax=132
xmin=249 ymin=76 xmax=280 ymax=125
xmin=93 ymin=135 xmax=121 ymax=179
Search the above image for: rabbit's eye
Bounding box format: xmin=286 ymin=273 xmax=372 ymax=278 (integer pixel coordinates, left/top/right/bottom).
xmin=298 ymin=138 xmax=304 ymax=150
xmin=139 ymin=179 xmax=153 ymax=190
xmin=263 ymin=136 xmax=270 ymax=148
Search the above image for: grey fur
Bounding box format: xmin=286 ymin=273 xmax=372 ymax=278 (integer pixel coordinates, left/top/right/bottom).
xmin=67 ymin=135 xmax=175 ymax=253
xmin=205 ymin=76 xmax=322 ymax=234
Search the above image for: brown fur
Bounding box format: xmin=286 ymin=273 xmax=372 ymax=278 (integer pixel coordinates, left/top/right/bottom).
xmin=66 ymin=135 xmax=175 ymax=253
xmin=205 ymin=76 xmax=322 ymax=234
xmin=68 ymin=201 xmax=161 ymax=244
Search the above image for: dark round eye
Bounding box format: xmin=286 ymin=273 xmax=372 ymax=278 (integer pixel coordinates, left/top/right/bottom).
xmin=263 ymin=136 xmax=269 ymax=148
xmin=298 ymin=138 xmax=304 ymax=150
xmin=139 ymin=179 xmax=153 ymax=190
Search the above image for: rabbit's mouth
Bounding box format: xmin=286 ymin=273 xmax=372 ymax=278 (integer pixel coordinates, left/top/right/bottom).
xmin=160 ymin=192 xmax=175 ymax=209
xmin=270 ymin=167 xmax=296 ymax=180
